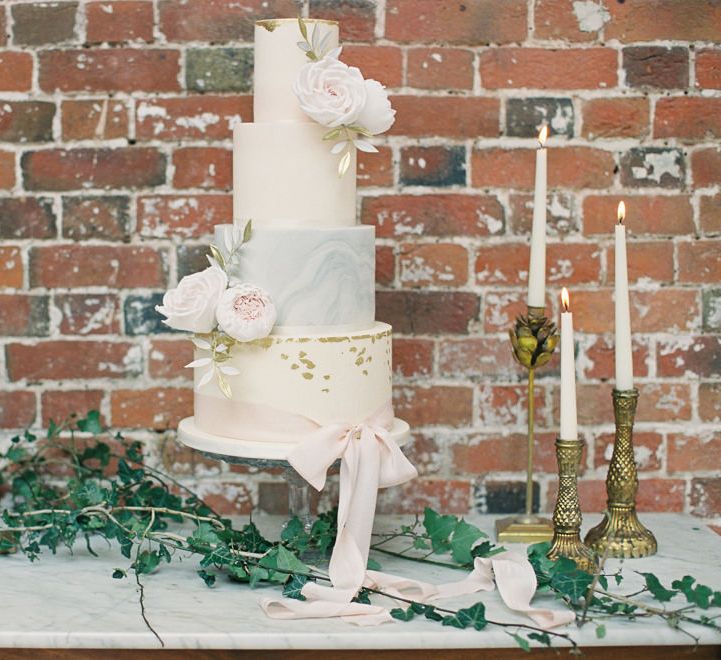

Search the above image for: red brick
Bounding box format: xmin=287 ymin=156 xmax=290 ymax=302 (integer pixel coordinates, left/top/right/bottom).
xmin=362 ymin=194 xmax=505 ymax=238
xmin=595 ymin=432 xmax=662 ymax=472
xmin=451 ymin=431 xmax=558 ymax=475
xmin=393 ymin=385 xmax=473 ymax=427
xmin=22 ymin=148 xmax=166 ymax=191
xmin=696 ymin=50 xmax=721 ymax=89
xmin=655 ymin=98 xmax=721 ymax=142
xmin=358 ymin=146 xmax=393 ymax=188
xmin=472 ymin=147 xmax=614 ymax=189
xmin=137 ymin=195 xmax=232 ymax=239
xmin=699 ymin=382 xmax=721 ymax=422
xmin=6 ymin=340 xmax=141 ymax=381
xmin=566 ymin=479 xmax=685 ymax=514
xmin=377 ymin=291 xmax=479 ymax=335
xmin=54 ymin=293 xmax=120 ymax=335
xmin=668 ymin=432 xmax=721 ymax=473
xmin=61 ymin=99 xmax=129 ymax=140
xmin=583 ymin=195 xmax=694 ymax=236
xmin=0 ymin=151 xmax=14 ymax=189
xmin=579 ymin=336 xmax=650 ymax=381
xmin=479 ymin=48 xmax=617 ymax=90
xmin=135 ymin=96 xmax=252 ymax=140
xmin=476 ymin=384 xmax=547 ymax=428
xmin=385 ymin=0 xmax=526 ymax=45
xmin=509 ymin=193 xmax=579 ymax=237
xmin=111 ymin=388 xmax=192 ymax=430
xmin=699 ymin=195 xmax=721 ymax=234
xmin=159 ymin=0 xmax=298 ymax=41
xmin=475 ymin=242 xmax=601 ymax=287
xmin=678 ymin=241 xmax=721 ymax=283
xmin=407 ymin=48 xmax=474 ymax=90
xmin=657 ymin=336 xmax=721 ymax=378
xmin=399 ymin=243 xmax=468 ymax=288
xmin=388 ymin=96 xmax=499 ymax=138
xmin=570 ymin=289 xmax=699 ymax=334
xmin=161 ymin=437 xmax=221 ymax=476
xmin=0 ymin=247 xmax=23 ymax=288
xmin=375 ymin=245 xmax=394 ymax=286
xmin=605 ymin=241 xmax=675 ymax=285
xmin=195 ymin=480 xmax=252 ymax=515
xmin=86 ymin=1 xmax=154 ymax=43
xmin=400 ymin=145 xmax=465 ymax=187
xmin=605 ymin=1 xmax=721 ymax=42
xmin=483 ymin=291 xmax=525 ymax=333
xmin=62 ymin=196 xmax=130 ymax=242
xmin=402 ymin=432 xmax=444 ymax=476
xmin=39 ymin=49 xmax=179 ymax=93
xmin=310 ymin=0 xmax=375 ymax=42
xmin=30 ymin=245 xmax=166 ymax=288
xmin=582 ymin=98 xmax=649 ymax=140
xmin=377 ymin=479 xmax=471 ymax=515
xmin=692 ymin=148 xmax=721 ymax=187
xmin=0 ymin=294 xmax=49 ymax=337
xmin=0 ymin=198 xmax=56 ymax=239
xmin=342 ymin=46 xmax=402 ymax=88
xmin=0 ymin=53 xmax=32 ymax=91
xmin=637 ymin=383 xmax=692 ymax=422
xmin=392 ymin=338 xmax=434 ymax=379
xmin=0 ymin=7 xmax=6 ymax=47
xmin=149 ymin=338 xmax=194 ymax=381
xmin=172 ymin=147 xmax=231 ymax=190
xmin=11 ymin=2 xmax=77 ymax=44
xmin=534 ymin=0 xmax=604 ymax=42
xmin=623 ymin=47 xmax=688 ymax=89
xmin=691 ymin=478 xmax=721 ymax=517
xmin=438 ymin=337 xmax=524 ymax=381
xmin=0 ymin=101 xmax=55 ymax=143
xmin=0 ymin=391 xmax=36 ymax=428
xmin=41 ymin=390 xmax=105 ymax=427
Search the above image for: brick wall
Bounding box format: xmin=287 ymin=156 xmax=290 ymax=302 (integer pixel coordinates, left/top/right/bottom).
xmin=1 ymin=0 xmax=720 ymax=520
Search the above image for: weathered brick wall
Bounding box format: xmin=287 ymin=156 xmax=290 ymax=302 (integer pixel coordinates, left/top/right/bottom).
xmin=1 ymin=0 xmax=720 ymax=519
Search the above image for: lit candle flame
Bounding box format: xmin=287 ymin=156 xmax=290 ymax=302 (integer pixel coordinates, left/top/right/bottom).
xmin=538 ymin=124 xmax=548 ymax=147
xmin=561 ymin=287 xmax=570 ymax=312
xmin=617 ymin=200 xmax=626 ymax=224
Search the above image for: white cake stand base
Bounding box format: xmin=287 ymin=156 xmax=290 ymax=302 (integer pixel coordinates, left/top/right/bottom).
xmin=177 ymin=416 xmax=411 ymax=551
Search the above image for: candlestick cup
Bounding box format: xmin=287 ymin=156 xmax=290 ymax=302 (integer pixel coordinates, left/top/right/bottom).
xmin=584 ymin=389 xmax=657 ymax=558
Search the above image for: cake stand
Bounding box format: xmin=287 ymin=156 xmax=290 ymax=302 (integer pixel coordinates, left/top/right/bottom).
xmin=177 ymin=416 xmax=411 ymax=534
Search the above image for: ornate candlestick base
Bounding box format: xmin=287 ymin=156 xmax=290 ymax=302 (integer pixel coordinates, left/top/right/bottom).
xmin=585 ymin=389 xmax=657 ymax=558
xmin=547 ymin=438 xmax=596 ymax=572
xmin=496 ymin=514 xmax=553 ymax=544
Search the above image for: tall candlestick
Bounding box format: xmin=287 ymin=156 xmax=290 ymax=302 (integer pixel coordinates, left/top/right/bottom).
xmin=614 ymin=201 xmax=634 ymax=390
xmin=527 ymin=125 xmax=548 ymax=308
xmin=559 ymin=288 xmax=577 ymax=440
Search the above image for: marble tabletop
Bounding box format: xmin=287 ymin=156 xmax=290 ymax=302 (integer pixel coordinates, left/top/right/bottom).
xmin=1 ymin=513 xmax=719 ymax=651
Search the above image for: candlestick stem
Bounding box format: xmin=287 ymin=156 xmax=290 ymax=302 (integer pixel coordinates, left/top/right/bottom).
xmin=584 ymin=389 xmax=657 ymax=558
xmin=525 ymin=367 xmax=535 ymax=518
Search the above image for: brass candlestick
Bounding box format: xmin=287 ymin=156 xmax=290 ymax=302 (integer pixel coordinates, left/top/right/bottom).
xmin=547 ymin=438 xmax=596 ymax=572
xmin=585 ymin=389 xmax=657 ymax=558
xmin=496 ymin=306 xmax=559 ymax=543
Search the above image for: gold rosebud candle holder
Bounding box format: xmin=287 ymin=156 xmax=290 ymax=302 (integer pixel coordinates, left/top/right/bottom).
xmin=585 ymin=389 xmax=657 ymax=558
xmin=547 ymin=438 xmax=596 ymax=572
xmin=496 ymin=306 xmax=559 ymax=544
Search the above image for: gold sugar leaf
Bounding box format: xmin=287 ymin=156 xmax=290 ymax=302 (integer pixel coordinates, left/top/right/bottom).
xmin=209 ymin=244 xmax=226 ymax=270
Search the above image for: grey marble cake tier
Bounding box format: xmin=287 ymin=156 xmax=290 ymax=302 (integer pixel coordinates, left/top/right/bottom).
xmin=214 ymin=224 xmax=375 ymax=329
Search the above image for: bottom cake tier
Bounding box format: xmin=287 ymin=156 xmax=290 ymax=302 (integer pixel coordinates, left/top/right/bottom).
xmin=193 ymin=322 xmax=393 ymax=442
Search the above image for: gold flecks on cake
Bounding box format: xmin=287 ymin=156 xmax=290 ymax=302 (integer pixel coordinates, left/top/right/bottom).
xmin=291 ymin=363 xmax=299 ymax=370
xmin=302 ymin=372 xmax=313 ymax=380
xmin=300 ymin=358 xmax=316 ymax=369
xmin=349 ymin=346 xmax=357 ymax=353
xmin=323 ymin=374 xmax=331 ymax=380
xmin=281 ymin=353 xmax=288 ymax=360
xmin=321 ymin=388 xmax=330 ymax=393
xmin=257 ymin=19 xmax=280 ymax=31
xmin=363 ymin=370 xmax=368 ymax=376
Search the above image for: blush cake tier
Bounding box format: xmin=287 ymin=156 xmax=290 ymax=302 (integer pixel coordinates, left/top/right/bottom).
xmin=214 ymin=224 xmax=375 ymax=332
xmin=194 ymin=323 xmax=392 ymax=441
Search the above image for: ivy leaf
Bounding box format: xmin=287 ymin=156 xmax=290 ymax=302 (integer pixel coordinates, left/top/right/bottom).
xmin=471 ymin=540 xmax=505 ymax=559
xmin=423 ymin=605 xmax=443 ymax=622
xmin=367 ymin=557 xmax=382 ymax=571
xmin=596 ymin=624 xmax=606 ymax=639
xmin=640 ymin=573 xmax=677 ymax=603
xmin=76 ymin=410 xmax=103 ymax=435
xmin=283 ymin=575 xmax=308 ymax=601
xmin=259 ymin=546 xmax=309 ymax=583
xmin=197 ymin=570 xmax=216 ymax=587
xmin=528 ymin=632 xmax=551 ymax=646
xmin=134 ymin=550 xmax=160 ymax=575
xmin=450 ymin=519 xmax=483 ymax=565
xmin=508 ymin=632 xmax=530 ymax=652
xmin=550 ymin=558 xmax=594 ymax=601
xmin=671 ymin=575 xmax=720 ymax=609
xmin=413 ymin=536 xmax=430 ymax=550
xmin=390 ymin=607 xmax=415 ymax=622
xmin=248 ymin=565 xmax=269 ymax=588
xmin=441 ymin=602 xmax=487 ymax=631
xmin=352 ymin=588 xmax=371 ymax=605
xmin=112 ymin=568 xmax=126 ymax=579
xmin=423 ymin=507 xmax=457 ymax=554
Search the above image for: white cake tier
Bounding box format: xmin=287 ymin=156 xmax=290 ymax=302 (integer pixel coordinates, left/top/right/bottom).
xmin=194 ymin=323 xmax=393 ymax=439
xmin=233 ymin=121 xmax=356 ymax=227
xmin=214 ymin=224 xmax=374 ymax=332
xmin=254 ymin=18 xmax=339 ymax=123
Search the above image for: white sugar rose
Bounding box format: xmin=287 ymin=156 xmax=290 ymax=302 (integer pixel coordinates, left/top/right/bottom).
xmin=156 ymin=266 xmax=227 ymax=334
xmin=216 ymin=284 xmax=277 ymax=342
xmin=293 ymin=56 xmax=367 ymax=128
xmin=356 ymin=78 xmax=395 ymax=135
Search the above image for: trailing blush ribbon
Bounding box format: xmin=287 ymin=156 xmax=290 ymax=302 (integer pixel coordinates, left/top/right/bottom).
xmin=258 ymin=403 xmax=574 ymax=629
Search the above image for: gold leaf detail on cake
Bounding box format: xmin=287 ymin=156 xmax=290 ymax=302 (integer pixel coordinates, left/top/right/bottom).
xmin=258 ymin=19 xmax=280 ymax=31
xmin=300 ymin=358 xmax=315 ymax=369
xmin=291 ymin=363 xmax=299 ymax=370
xmin=281 ymin=353 xmax=288 ymax=360
xmin=355 ymin=356 xmax=364 ymax=366
xmin=299 ymin=351 xmax=307 ymax=358
xmin=302 ymin=372 xmax=313 ymax=380
xmin=323 ymin=374 xmax=331 ymax=380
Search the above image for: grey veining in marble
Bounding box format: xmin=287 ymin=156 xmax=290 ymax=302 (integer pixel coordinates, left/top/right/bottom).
xmin=214 ymin=224 xmax=375 ymax=329
xmin=1 ymin=514 xmax=720 ymax=650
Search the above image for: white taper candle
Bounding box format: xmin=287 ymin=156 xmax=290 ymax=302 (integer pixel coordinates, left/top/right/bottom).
xmin=614 ymin=201 xmax=634 ymax=390
xmin=560 ymin=287 xmax=578 ymax=440
xmin=527 ymin=125 xmax=548 ymax=308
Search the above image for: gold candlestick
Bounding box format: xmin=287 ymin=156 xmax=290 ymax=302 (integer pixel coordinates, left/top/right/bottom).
xmin=547 ymin=438 xmax=596 ymax=572
xmin=497 ymin=306 xmax=558 ymax=543
xmin=585 ymin=389 xmax=657 ymax=558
